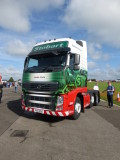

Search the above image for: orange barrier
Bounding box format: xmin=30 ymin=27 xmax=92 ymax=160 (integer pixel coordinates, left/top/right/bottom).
xmin=117 ymin=92 xmax=120 ymax=102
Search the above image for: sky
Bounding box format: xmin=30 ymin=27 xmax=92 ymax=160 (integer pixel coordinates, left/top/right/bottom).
xmin=0 ymin=0 xmax=120 ymax=80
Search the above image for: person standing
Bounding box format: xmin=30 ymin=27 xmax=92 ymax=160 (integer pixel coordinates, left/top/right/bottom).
xmin=106 ymin=81 xmax=114 ymax=108
xmin=14 ymin=81 xmax=18 ymax=93
xmin=0 ymin=76 xmax=3 ymax=103
xmin=93 ymin=82 xmax=99 ymax=91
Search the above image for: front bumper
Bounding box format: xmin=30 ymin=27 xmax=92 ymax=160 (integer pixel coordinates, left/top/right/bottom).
xmin=21 ymin=99 xmax=73 ymax=117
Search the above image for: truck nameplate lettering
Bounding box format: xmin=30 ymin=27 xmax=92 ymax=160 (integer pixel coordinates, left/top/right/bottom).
xmin=32 ymin=41 xmax=68 ymax=52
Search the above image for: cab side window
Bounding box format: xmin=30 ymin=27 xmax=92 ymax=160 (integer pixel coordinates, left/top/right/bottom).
xmin=69 ymin=54 xmax=75 ymax=70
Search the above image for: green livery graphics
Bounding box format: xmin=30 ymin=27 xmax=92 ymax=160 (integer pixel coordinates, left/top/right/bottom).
xmin=22 ymin=68 xmax=87 ymax=95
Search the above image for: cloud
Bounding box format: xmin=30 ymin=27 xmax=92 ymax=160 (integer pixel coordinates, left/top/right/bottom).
xmin=0 ymin=0 xmax=65 ymax=33
xmin=0 ymin=65 xmax=22 ymax=80
xmin=0 ymin=30 xmax=62 ymax=59
xmin=0 ymin=0 xmax=30 ymax=32
xmin=88 ymin=65 xmax=120 ymax=80
xmin=4 ymin=30 xmax=57 ymax=57
xmin=88 ymin=43 xmax=102 ymax=60
xmin=6 ymin=39 xmax=34 ymax=56
xmin=34 ymin=31 xmax=56 ymax=43
xmin=88 ymin=62 xmax=97 ymax=69
xmin=63 ymin=0 xmax=120 ymax=47
xmin=88 ymin=42 xmax=109 ymax=60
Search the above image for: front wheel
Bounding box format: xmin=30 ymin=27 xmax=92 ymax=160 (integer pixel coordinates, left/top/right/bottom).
xmin=72 ymin=97 xmax=81 ymax=120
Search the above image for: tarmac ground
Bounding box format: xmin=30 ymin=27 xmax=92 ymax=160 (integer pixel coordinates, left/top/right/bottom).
xmin=0 ymin=87 xmax=120 ymax=160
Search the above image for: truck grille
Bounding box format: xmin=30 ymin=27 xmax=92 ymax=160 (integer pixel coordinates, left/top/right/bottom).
xmin=22 ymin=82 xmax=59 ymax=92
xmin=25 ymin=94 xmax=56 ymax=110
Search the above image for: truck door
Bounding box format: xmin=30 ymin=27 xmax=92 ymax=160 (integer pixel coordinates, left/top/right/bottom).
xmin=66 ymin=54 xmax=76 ymax=84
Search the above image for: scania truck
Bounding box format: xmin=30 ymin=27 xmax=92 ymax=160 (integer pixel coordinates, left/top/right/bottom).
xmin=22 ymin=38 xmax=100 ymax=119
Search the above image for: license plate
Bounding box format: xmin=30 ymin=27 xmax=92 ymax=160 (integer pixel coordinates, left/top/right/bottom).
xmin=34 ymin=108 xmax=44 ymax=114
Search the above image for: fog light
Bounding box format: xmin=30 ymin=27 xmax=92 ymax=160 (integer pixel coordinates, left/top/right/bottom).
xmin=56 ymin=105 xmax=63 ymax=111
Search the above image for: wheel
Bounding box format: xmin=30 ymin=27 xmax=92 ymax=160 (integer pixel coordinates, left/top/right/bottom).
xmin=89 ymin=94 xmax=94 ymax=108
xmin=72 ymin=97 xmax=81 ymax=120
xmin=94 ymin=94 xmax=99 ymax=106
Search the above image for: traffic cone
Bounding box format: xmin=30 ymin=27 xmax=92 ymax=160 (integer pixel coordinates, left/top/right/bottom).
xmin=117 ymin=92 xmax=120 ymax=102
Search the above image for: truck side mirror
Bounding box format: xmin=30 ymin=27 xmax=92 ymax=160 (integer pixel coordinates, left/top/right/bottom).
xmin=74 ymin=54 xmax=80 ymax=65
xmin=74 ymin=54 xmax=80 ymax=70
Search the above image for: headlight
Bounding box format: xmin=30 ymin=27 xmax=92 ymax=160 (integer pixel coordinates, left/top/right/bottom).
xmin=57 ymin=96 xmax=64 ymax=106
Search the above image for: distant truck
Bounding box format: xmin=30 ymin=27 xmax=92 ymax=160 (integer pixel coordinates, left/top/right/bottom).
xmin=22 ymin=38 xmax=100 ymax=119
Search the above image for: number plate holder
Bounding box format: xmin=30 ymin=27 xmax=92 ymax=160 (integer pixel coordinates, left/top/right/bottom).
xmin=34 ymin=108 xmax=44 ymax=114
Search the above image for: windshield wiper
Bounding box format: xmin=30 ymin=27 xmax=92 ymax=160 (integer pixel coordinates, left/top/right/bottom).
xmin=25 ymin=66 xmax=46 ymax=72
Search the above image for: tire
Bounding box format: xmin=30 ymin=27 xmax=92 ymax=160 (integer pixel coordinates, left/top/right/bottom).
xmin=89 ymin=94 xmax=94 ymax=108
xmin=94 ymin=93 xmax=99 ymax=106
xmin=72 ymin=97 xmax=81 ymax=120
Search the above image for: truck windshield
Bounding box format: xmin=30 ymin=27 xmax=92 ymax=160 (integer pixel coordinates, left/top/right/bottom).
xmin=25 ymin=52 xmax=67 ymax=72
